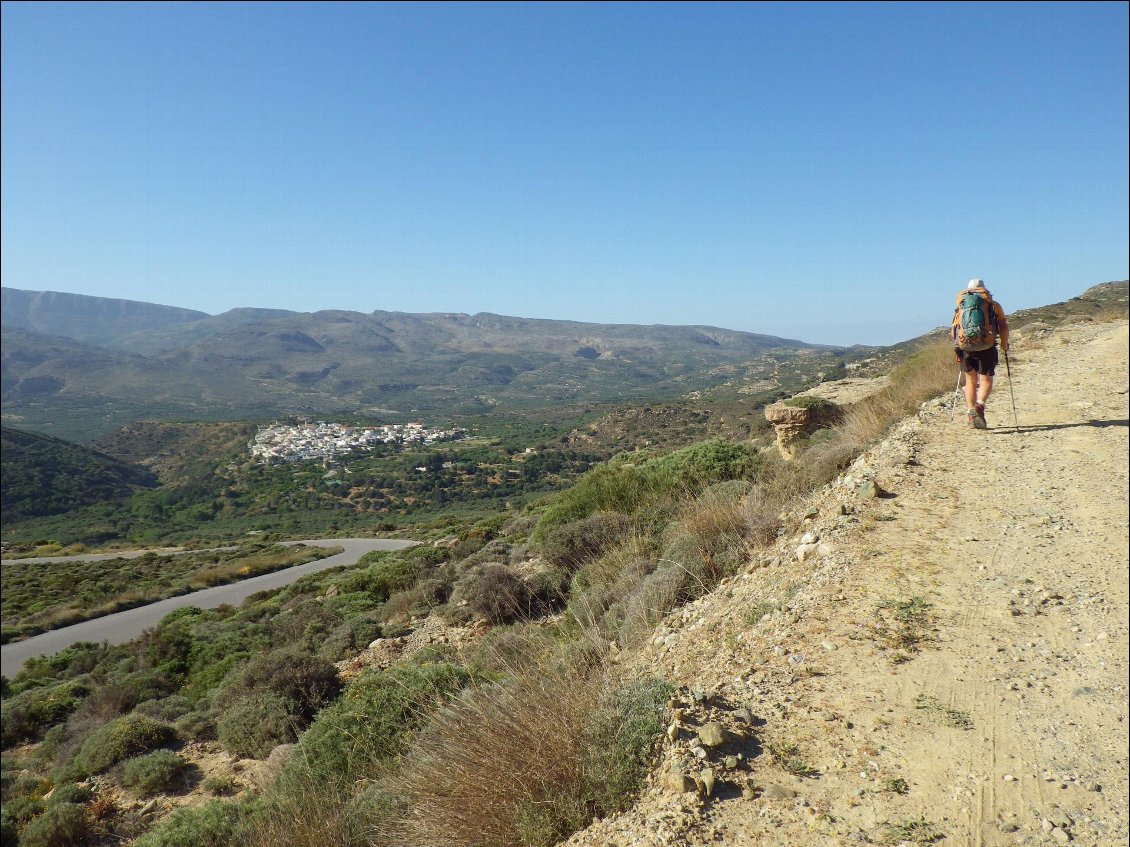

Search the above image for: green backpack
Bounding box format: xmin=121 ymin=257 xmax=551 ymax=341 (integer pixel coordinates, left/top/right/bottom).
xmin=953 ymin=290 xmax=997 ymax=351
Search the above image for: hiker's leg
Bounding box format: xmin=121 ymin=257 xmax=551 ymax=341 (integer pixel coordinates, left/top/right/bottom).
xmin=963 ymin=368 xmax=978 ymax=409
xmin=976 ymin=375 xmax=994 ymax=405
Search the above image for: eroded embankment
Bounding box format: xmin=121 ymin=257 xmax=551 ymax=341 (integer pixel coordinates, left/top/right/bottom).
xmin=564 ymin=320 xmax=1129 ymax=847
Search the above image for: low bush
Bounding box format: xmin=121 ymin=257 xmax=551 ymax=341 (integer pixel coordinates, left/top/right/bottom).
xmin=645 ymin=438 xmax=763 ymax=493
xmin=219 ymin=650 xmax=340 ymax=725
xmin=601 ymin=565 xmax=690 ymax=647
xmin=532 ymin=461 xmax=656 ymax=540
xmin=540 ymin=512 xmax=634 ymax=573
xmin=276 ymin=662 xmax=471 ymax=797
xmin=75 ymin=669 xmax=179 ymax=722
xmin=17 ymin=802 xmax=90 ymax=847
xmin=388 ymin=576 xmax=451 ymax=619
xmin=1 ymin=680 xmax=89 ymax=748
xmin=46 ymin=783 xmax=92 ymax=805
xmin=318 ymin=615 xmax=383 ymax=662
xmin=73 ymin=714 xmax=177 ymax=775
xmin=533 ymin=439 xmax=763 ymax=542
xmin=240 ymin=781 xmax=384 ymax=847
xmin=582 ymin=678 xmax=674 ymax=813
xmin=173 ymin=710 xmax=215 ymax=743
xmin=467 ymin=623 xmax=558 ymax=675
xmin=1 ymin=794 xmax=43 ymax=828
xmin=201 ymin=775 xmax=239 ymax=796
xmin=452 ymin=564 xmax=535 ymax=625
xmin=217 ymin=694 xmax=298 ymax=759
xmin=337 ymin=554 xmax=422 ymax=604
xmin=119 ymin=750 xmax=192 ymax=796
xmin=130 ymin=799 xmax=246 ymax=847
xmin=134 ymin=695 xmax=194 ymax=723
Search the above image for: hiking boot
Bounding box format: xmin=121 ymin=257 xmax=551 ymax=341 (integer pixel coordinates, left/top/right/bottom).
xmin=975 ymin=403 xmax=987 ymax=427
xmin=967 ymin=408 xmax=986 ymax=429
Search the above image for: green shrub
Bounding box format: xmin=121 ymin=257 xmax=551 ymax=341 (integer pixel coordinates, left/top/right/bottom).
xmin=1 ymin=794 xmax=43 ymax=827
xmin=46 ymin=763 xmax=87 ymax=788
xmin=540 ymin=512 xmax=634 ymax=573
xmin=702 ymin=478 xmax=754 ymax=501
xmin=526 ymin=567 xmax=570 ymax=613
xmin=277 ymin=662 xmax=471 ymax=796
xmin=322 ymin=591 xmax=379 ymax=620
xmin=46 ymin=783 xmax=91 ymax=805
xmin=509 ymin=677 xmax=673 ymax=845
xmin=657 ymin=531 xmax=710 ymax=596
xmin=99 ymin=668 xmax=180 ymax=715
xmin=131 ymin=799 xmax=246 ymax=847
xmin=468 ymin=624 xmax=557 ymax=675
xmin=319 ymin=615 xmax=383 ymax=661
xmin=173 ymin=710 xmax=216 ymax=742
xmin=533 ymin=461 xmax=655 ymax=540
xmin=217 ymin=694 xmax=297 ymax=759
xmin=73 ymin=713 xmax=177 ymax=775
xmin=338 ymin=554 xmax=422 ymax=603
xmin=219 ymin=650 xmax=340 ymax=724
xmin=534 ymin=440 xmax=762 ymax=542
xmin=1 ymin=680 xmax=89 ymax=747
xmin=17 ymin=802 xmax=90 ymax=847
xmin=453 ymin=565 xmax=535 ymax=625
xmin=388 ymin=663 xmax=607 ymax=847
xmin=119 ymin=750 xmax=192 ymax=796
xmin=644 ymin=439 xmax=762 ymax=493
xmin=134 ymin=695 xmax=194 ymax=723
xmin=583 ymin=678 xmax=674 ymax=811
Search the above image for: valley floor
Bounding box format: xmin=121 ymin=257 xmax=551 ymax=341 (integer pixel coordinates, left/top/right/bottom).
xmin=564 ymin=320 xmax=1129 ymax=846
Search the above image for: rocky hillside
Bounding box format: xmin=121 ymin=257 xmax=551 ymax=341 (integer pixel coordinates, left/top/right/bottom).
xmin=562 ymin=318 xmax=1129 ymax=847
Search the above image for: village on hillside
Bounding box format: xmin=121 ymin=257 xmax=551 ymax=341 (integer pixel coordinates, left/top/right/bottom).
xmin=248 ymin=420 xmax=467 ymax=464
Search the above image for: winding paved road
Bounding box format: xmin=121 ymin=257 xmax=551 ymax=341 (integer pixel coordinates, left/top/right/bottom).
xmin=1 ymin=538 xmax=417 ymax=678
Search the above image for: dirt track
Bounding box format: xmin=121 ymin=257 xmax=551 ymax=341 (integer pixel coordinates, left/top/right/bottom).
xmin=566 ymin=320 xmax=1129 ymax=847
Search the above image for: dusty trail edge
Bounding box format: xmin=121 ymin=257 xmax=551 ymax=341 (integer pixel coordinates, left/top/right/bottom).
xmin=564 ymin=319 xmax=1129 ymax=847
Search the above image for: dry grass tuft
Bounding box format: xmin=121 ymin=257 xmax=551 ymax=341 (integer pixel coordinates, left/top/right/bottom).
xmin=387 ymin=662 xmax=601 ymax=847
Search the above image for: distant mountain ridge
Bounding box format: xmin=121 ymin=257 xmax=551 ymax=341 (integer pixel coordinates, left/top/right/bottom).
xmin=1 ymin=288 xmax=838 ymax=441
xmin=1 ymin=288 xmax=210 ymax=348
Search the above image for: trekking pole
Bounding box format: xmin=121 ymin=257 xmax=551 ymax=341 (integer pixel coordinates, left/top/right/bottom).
xmin=1003 ymin=348 xmax=1019 ymax=432
xmin=949 ymin=364 xmax=962 ymax=421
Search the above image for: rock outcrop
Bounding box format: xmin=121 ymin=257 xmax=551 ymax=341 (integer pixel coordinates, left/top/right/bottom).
xmin=763 ymin=400 xmax=843 ymax=459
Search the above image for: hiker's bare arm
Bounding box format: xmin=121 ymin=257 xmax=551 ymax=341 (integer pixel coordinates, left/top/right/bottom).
xmin=996 ymin=305 xmax=1010 ymax=352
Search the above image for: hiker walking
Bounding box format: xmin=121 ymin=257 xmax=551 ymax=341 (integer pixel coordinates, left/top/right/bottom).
xmin=952 ymin=279 xmax=1009 ymax=429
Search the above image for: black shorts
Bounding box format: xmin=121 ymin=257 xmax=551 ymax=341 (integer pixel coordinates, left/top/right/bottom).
xmin=957 ymin=346 xmax=998 ymax=376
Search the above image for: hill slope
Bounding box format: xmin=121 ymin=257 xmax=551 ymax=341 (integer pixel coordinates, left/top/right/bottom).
xmin=0 ymin=426 xmax=157 ymax=522
xmin=565 ymin=319 xmax=1129 ymax=847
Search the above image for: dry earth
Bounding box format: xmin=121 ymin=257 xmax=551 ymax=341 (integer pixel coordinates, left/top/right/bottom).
xmin=565 ymin=320 xmax=1129 ymax=847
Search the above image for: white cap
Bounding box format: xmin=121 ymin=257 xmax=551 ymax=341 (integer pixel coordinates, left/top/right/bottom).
xmin=968 ymin=279 xmax=985 ymax=289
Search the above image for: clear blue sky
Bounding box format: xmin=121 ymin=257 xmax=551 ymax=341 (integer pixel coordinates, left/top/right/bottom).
xmin=2 ymin=2 xmax=1127 ymax=346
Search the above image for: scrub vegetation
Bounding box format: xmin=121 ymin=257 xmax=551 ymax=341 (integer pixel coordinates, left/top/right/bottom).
xmin=2 ymin=286 xmax=1123 ymax=847
xmin=0 ymin=543 xmax=336 ymax=644
xmin=0 ymin=336 xmax=963 ymax=847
